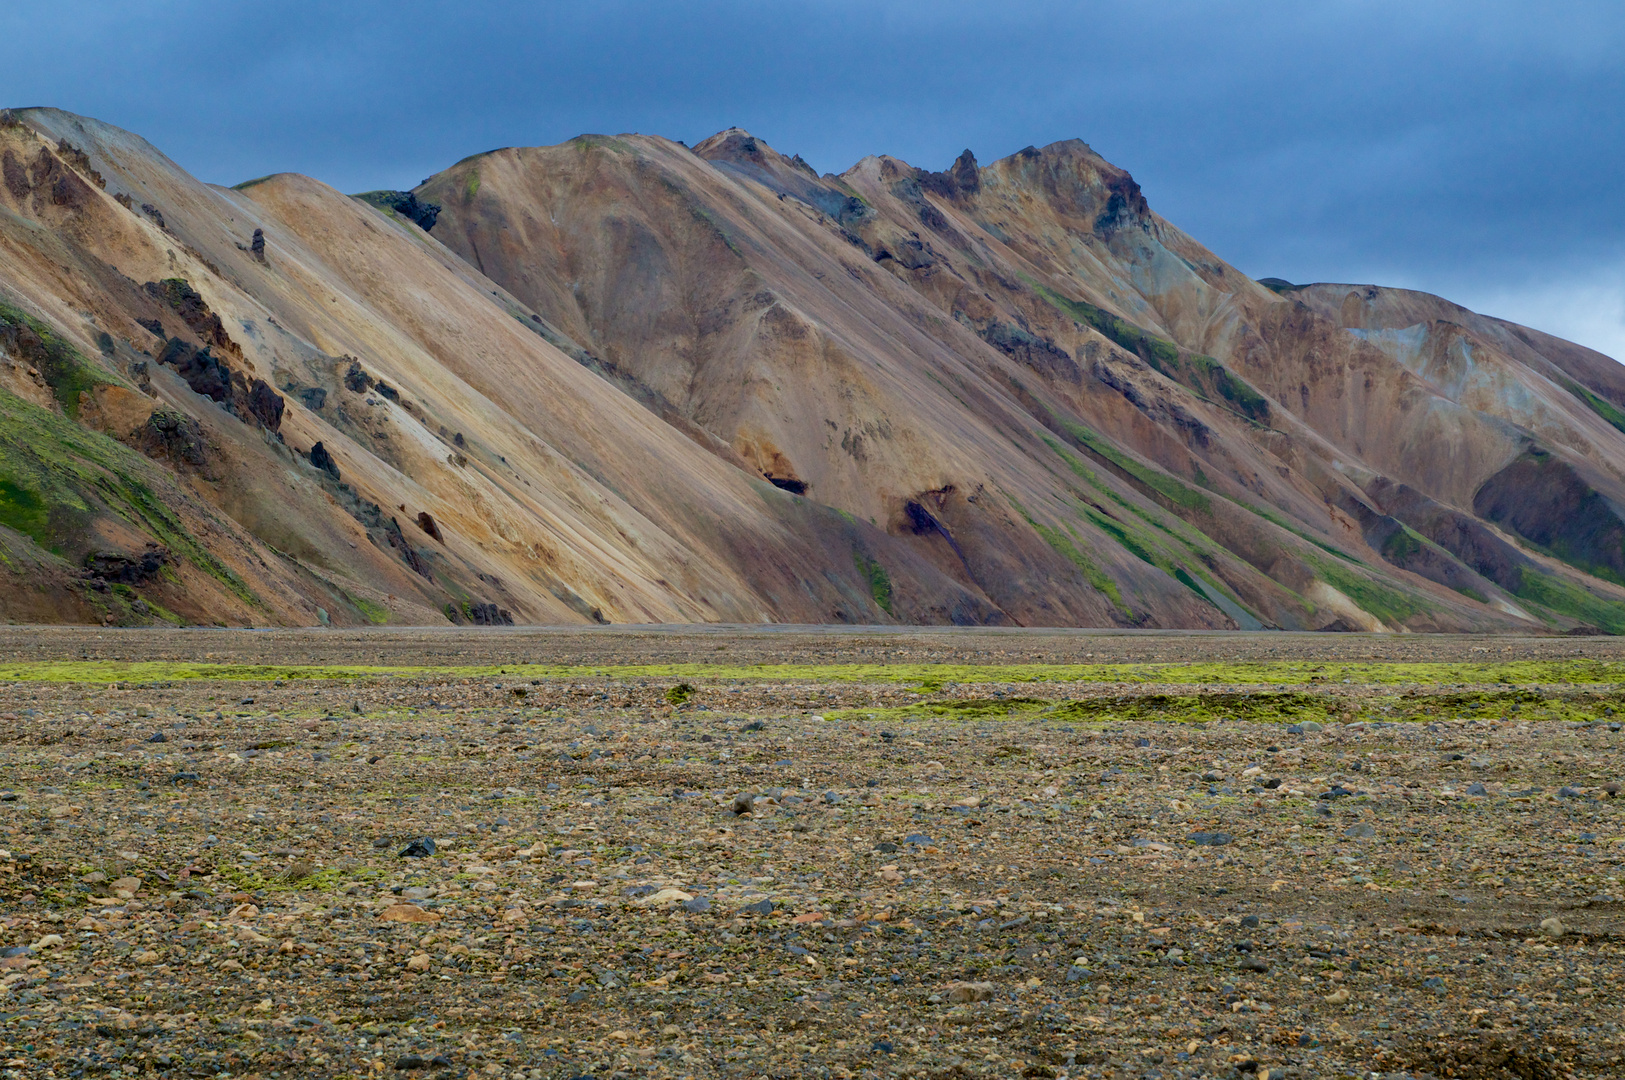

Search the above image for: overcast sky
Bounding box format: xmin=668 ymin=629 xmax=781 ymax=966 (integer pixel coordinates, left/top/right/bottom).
xmin=6 ymin=1 xmax=1622 ymax=358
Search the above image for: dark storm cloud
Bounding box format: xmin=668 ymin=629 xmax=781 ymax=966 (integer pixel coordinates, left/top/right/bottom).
xmin=5 ymin=1 xmax=1622 ymax=353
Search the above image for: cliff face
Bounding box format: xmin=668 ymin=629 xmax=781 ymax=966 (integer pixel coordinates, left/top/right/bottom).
xmin=2 ymin=109 xmax=1621 ymax=631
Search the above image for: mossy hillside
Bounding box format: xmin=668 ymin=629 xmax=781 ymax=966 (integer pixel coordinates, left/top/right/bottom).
xmin=1050 ymin=416 xmax=1211 ymax=513
xmin=1046 ymin=424 xmax=1437 ymax=627
xmin=1510 ymin=568 xmax=1625 ymax=634
xmin=1308 ymin=553 xmax=1430 ymax=627
xmin=347 ymin=593 xmax=391 ymax=626
xmin=1030 ymin=440 xmax=1260 ymax=622
xmin=7 ymin=658 xmax=1625 ymax=686
xmin=1005 ymin=493 xmax=1123 ymax=609
xmin=1560 ymin=377 xmax=1625 ymax=437
xmin=0 ymin=298 xmax=112 ymax=418
xmin=1026 ymin=280 xmax=1268 ymax=422
xmin=0 ymin=385 xmax=256 ymax=604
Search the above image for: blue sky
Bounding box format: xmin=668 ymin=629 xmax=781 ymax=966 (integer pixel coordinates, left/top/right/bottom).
xmin=6 ymin=0 xmax=1622 ymax=357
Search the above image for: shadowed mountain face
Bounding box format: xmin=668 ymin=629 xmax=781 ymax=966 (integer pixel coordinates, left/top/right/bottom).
xmin=2 ymin=109 xmax=1623 ymax=631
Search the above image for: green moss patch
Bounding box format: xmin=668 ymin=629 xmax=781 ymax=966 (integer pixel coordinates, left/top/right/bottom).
xmin=1007 ymin=493 xmax=1123 ymax=608
xmin=1310 ymin=555 xmax=1430 ymax=627
xmin=7 ymin=658 xmax=1625 ymax=686
xmin=1559 ymin=377 xmax=1625 ymax=437
xmin=1050 ymin=417 xmax=1211 ymax=513
xmin=1048 ymin=691 xmax=1344 ymax=725
xmin=0 ymin=299 xmax=110 ymax=418
xmin=854 ymin=552 xmax=893 ymax=615
xmin=827 ymin=696 xmax=1052 ymax=722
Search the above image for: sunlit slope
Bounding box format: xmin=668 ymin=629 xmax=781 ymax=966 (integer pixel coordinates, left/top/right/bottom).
xmin=420 ymin=130 xmax=1625 ymax=632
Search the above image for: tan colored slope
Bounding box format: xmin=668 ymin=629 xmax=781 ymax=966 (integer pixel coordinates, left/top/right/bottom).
xmin=420 ymin=135 xmax=1270 ymax=628
xmin=420 ymin=131 xmax=1556 ymax=632
xmin=0 ymin=109 xmax=995 ymax=627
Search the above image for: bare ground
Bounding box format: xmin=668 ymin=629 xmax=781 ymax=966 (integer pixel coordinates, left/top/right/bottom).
xmin=0 ymin=628 xmax=1622 ymax=1080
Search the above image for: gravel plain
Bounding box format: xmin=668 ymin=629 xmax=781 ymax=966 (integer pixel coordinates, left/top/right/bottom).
xmin=0 ymin=628 xmax=1622 ymax=1080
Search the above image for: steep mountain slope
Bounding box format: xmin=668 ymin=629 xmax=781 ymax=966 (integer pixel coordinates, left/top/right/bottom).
xmin=0 ymin=109 xmax=993 ymax=627
xmin=419 ymin=130 xmax=1625 ymax=633
xmin=3 ymin=107 xmax=1623 ymax=631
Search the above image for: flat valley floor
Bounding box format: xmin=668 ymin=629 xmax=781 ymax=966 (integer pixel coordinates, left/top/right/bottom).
xmin=0 ymin=627 xmax=1622 ymax=1080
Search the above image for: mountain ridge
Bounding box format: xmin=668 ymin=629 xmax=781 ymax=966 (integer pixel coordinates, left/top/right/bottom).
xmin=1 ymin=106 xmax=1622 ymax=632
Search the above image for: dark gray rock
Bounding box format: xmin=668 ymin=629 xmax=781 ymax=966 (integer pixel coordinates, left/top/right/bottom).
xmin=399 ymin=837 xmax=436 ymax=858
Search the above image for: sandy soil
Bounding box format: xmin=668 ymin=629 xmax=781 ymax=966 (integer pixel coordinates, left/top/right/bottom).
xmin=0 ymin=628 xmax=1621 ymax=1080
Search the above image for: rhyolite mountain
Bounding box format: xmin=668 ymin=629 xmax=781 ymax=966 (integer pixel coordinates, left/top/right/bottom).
xmin=2 ymin=109 xmax=1623 ymax=632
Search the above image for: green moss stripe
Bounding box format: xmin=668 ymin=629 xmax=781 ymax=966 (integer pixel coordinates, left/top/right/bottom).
xmin=2 ymin=659 xmax=1624 ymax=685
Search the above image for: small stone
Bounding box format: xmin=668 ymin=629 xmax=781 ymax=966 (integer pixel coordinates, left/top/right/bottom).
xmin=379 ymin=904 xmax=442 ymax=924
xmin=945 ymin=981 xmax=995 ymax=1003
xmin=1189 ymin=831 xmax=1232 ymax=846
xmin=145 ymin=731 xmax=168 ymax=743
xmin=399 ymin=837 xmax=436 ymax=858
xmin=743 ymin=899 xmax=775 ymax=915
xmin=682 ymin=896 xmax=711 ymax=913
xmin=1344 ymin=823 xmax=1375 ymax=838
xmin=822 ymin=791 xmax=843 ymax=805
xmin=1323 ymin=987 xmax=1350 ymax=1005
xmin=1240 ymin=915 xmax=1260 ymax=928
xmin=1465 ymin=782 xmax=1488 ymax=796
xmin=406 ymin=953 xmax=433 ymax=971
xmin=1239 ymin=957 xmax=1269 ymax=972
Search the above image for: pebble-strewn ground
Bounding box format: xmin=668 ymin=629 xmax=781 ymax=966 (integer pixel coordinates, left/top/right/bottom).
xmin=0 ymin=629 xmax=1622 ymax=1080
